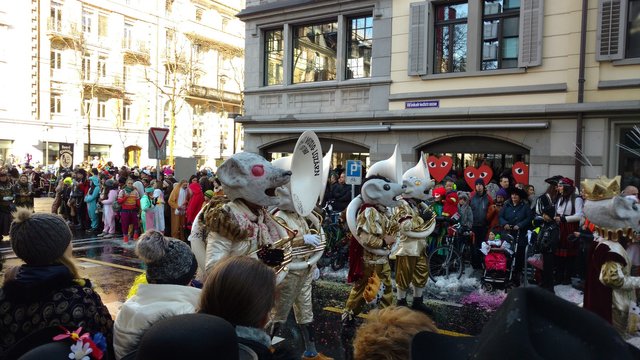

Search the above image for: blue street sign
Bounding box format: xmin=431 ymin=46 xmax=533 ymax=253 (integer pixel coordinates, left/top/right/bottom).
xmin=346 ymin=160 xmax=362 ymax=177
xmin=346 ymin=160 xmax=362 ymax=185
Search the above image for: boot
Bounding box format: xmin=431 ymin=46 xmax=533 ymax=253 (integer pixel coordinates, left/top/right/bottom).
xmin=397 ymin=298 xmax=408 ymax=307
xmin=123 ymin=235 xmax=129 ymax=243
xmin=411 ymin=296 xmax=435 ymax=317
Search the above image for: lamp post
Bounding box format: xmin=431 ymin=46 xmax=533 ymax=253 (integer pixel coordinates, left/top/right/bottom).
xmin=227 ymin=112 xmax=241 ymax=155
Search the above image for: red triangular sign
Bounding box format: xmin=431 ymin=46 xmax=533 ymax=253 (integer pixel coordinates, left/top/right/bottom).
xmin=150 ymin=127 xmax=169 ymax=148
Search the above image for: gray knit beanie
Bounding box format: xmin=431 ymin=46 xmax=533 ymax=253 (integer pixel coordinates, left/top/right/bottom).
xmin=136 ymin=231 xmax=197 ymax=285
xmin=10 ymin=208 xmax=73 ymax=265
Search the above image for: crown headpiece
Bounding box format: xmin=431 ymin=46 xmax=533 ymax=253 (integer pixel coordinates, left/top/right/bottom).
xmin=580 ymin=175 xmax=620 ymax=201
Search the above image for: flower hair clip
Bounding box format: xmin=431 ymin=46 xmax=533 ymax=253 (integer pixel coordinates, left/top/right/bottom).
xmin=53 ymin=326 xmax=106 ymax=360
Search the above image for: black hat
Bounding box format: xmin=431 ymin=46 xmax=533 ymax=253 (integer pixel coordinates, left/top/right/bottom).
xmin=411 ymin=287 xmax=640 ymax=360
xmin=509 ymin=187 xmax=528 ymax=200
xmin=474 ymin=178 xmax=485 ymax=186
xmin=10 ymin=209 xmax=72 ymax=265
xmin=136 ymin=314 xmax=239 ymax=360
xmin=544 ymin=175 xmax=563 ymax=185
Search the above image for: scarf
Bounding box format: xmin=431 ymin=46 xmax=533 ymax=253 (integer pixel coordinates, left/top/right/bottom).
xmin=178 ymin=187 xmax=188 ymax=207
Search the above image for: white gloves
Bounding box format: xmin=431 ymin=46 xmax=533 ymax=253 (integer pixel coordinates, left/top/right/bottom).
xmin=303 ymin=234 xmax=321 ymax=247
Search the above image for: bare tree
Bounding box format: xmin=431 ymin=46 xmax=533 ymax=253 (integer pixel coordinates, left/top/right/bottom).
xmin=143 ymin=28 xmax=201 ymax=166
xmin=50 ymin=20 xmax=123 ymax=163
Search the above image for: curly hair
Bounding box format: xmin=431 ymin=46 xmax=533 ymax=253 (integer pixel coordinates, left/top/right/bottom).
xmin=353 ymin=306 xmax=438 ymax=360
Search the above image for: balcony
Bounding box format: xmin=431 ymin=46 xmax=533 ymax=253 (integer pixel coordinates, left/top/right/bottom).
xmin=47 ymin=18 xmax=80 ymax=43
xmin=187 ymin=84 xmax=242 ymax=105
xmin=83 ymin=75 xmax=124 ymax=95
xmin=181 ymin=21 xmax=244 ymax=56
xmin=122 ymin=39 xmax=150 ymax=64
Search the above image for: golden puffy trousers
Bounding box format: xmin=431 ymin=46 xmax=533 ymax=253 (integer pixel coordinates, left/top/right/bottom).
xmin=395 ymin=254 xmax=429 ymax=291
xmin=344 ymin=263 xmax=393 ymax=316
xmin=272 ymin=265 xmax=314 ymax=325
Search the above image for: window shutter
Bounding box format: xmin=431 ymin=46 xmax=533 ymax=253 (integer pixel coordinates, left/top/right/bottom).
xmin=596 ymin=0 xmax=627 ymax=61
xmin=518 ymin=0 xmax=544 ymax=67
xmin=408 ymin=2 xmax=429 ymax=76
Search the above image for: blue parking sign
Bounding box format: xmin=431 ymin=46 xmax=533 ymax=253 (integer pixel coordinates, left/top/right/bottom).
xmin=345 ymin=160 xmax=362 ymax=185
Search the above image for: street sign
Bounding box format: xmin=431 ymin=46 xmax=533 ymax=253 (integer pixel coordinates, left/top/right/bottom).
xmin=148 ymin=132 xmax=167 ymax=160
xmin=345 ymin=159 xmax=362 ymax=185
xmin=149 ymin=127 xmax=170 ymax=148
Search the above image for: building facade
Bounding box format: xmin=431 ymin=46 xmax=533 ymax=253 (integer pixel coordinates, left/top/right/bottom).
xmin=0 ymin=0 xmax=244 ymax=169
xmin=238 ymin=0 xmax=640 ymax=190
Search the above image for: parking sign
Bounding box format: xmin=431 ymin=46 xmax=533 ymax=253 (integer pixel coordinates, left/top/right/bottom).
xmin=345 ymin=160 xmax=362 ymax=185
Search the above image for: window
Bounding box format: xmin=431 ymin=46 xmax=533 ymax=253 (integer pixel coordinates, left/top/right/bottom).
xmin=165 ymin=0 xmax=174 ymax=15
xmin=97 ymin=100 xmax=107 ymax=118
xmin=51 ymin=2 xmax=62 ymax=31
xmin=196 ymin=8 xmax=204 ymax=22
xmin=82 ymin=10 xmax=93 ymax=34
xmin=222 ymin=16 xmax=230 ymax=31
xmin=434 ymin=3 xmax=468 ymax=74
xmin=50 ymin=93 xmax=62 ymax=114
xmin=481 ymin=0 xmax=521 ymax=70
xmin=292 ymin=21 xmax=338 ymax=83
xmin=123 ymin=64 xmax=132 ymax=82
xmin=123 ymin=102 xmax=131 ymax=122
xmin=264 ymin=29 xmax=284 ymax=85
xmin=597 ymin=0 xmax=640 ymax=60
xmin=98 ymin=14 xmax=108 ymax=38
xmin=124 ymin=22 xmax=133 ymax=49
xmin=408 ymin=0 xmax=542 ymax=76
xmin=82 ymin=99 xmax=91 ymax=116
xmin=346 ymin=16 xmax=373 ymax=79
xmin=98 ymin=56 xmax=107 ymax=78
xmin=82 ymin=53 xmax=91 ymax=81
xmin=51 ymin=50 xmax=62 ymax=70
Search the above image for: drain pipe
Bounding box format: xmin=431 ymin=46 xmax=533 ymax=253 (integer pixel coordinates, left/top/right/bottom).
xmin=574 ymin=0 xmax=588 ymax=185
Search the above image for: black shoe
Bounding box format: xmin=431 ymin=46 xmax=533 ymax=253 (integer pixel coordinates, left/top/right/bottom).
xmin=411 ymin=296 xmax=435 ymax=317
xmin=397 ymin=298 xmax=408 ymax=307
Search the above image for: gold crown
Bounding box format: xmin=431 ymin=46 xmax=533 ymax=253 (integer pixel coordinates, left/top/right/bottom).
xmin=581 ymin=175 xmax=621 ymax=201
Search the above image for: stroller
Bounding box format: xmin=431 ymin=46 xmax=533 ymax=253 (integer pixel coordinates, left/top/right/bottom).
xmin=480 ymin=228 xmax=520 ymax=291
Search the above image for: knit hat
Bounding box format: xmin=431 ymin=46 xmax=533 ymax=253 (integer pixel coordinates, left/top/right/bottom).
xmin=63 ymin=177 xmax=73 ymax=186
xmin=474 ymin=178 xmax=485 ymax=186
xmin=496 ymin=188 xmax=508 ymax=199
xmin=204 ymin=190 xmax=214 ymax=199
xmin=105 ymin=178 xmax=116 ymax=188
xmin=457 ymin=191 xmax=470 ymax=201
xmin=136 ymin=231 xmax=197 ymax=285
xmin=433 ymin=187 xmax=446 ymax=199
xmin=10 ymin=208 xmax=72 ymax=265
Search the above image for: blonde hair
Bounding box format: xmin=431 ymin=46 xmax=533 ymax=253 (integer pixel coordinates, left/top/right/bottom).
xmin=353 ymin=306 xmax=438 ymax=360
xmin=57 ymin=253 xmax=81 ymax=279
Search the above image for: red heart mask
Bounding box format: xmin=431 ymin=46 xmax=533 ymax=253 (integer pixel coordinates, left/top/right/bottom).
xmin=512 ymin=161 xmax=529 ymax=185
xmin=464 ymin=165 xmax=493 ymax=189
xmin=427 ymin=155 xmax=453 ymax=182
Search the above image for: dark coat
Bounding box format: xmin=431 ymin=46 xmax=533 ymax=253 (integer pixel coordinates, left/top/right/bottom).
xmin=499 ymin=200 xmax=532 ymax=230
xmin=329 ymin=183 xmax=351 ymax=212
xmin=0 ymin=265 xmax=114 ymax=353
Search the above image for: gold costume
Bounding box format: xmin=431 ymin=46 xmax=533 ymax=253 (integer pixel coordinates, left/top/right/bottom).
xmin=344 ymin=205 xmax=394 ymax=317
xmin=393 ymin=200 xmax=432 ymax=292
xmin=272 ymin=210 xmax=323 ymax=325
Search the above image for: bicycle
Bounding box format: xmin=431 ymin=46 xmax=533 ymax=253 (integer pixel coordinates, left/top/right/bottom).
xmin=428 ymin=223 xmax=474 ymax=281
xmin=317 ymin=203 xmax=349 ymax=271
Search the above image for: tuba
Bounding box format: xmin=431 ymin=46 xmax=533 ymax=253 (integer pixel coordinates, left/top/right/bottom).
xmin=317 ymin=144 xmax=333 ymax=206
xmin=403 ymin=151 xmax=430 ymax=182
xmin=346 ymin=144 xmax=403 ymax=256
xmin=268 ymin=131 xmax=327 ymax=271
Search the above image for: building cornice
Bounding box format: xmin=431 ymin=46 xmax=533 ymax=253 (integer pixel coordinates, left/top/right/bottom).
xmin=237 ymin=0 xmax=374 ymax=20
xmin=238 ymin=100 xmax=640 ymax=124
xmin=389 ymin=83 xmax=567 ymax=101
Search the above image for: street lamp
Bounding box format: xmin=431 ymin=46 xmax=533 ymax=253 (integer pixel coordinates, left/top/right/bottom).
xmin=227 ymin=112 xmax=241 ymax=154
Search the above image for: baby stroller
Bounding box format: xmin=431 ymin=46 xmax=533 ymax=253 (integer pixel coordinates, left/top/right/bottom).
xmin=480 ymin=228 xmax=519 ymax=291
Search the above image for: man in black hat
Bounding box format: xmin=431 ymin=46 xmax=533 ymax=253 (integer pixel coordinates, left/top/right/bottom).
xmin=470 ymin=178 xmax=493 ymax=269
xmin=411 ymin=286 xmax=640 ymax=360
xmin=533 ymin=175 xmax=563 ymax=217
xmin=499 ymin=187 xmax=532 ymax=283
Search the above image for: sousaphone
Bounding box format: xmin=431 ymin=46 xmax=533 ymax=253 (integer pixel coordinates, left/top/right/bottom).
xmin=317 ymin=144 xmax=333 ymax=206
xmin=346 ymin=144 xmax=402 ymax=255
